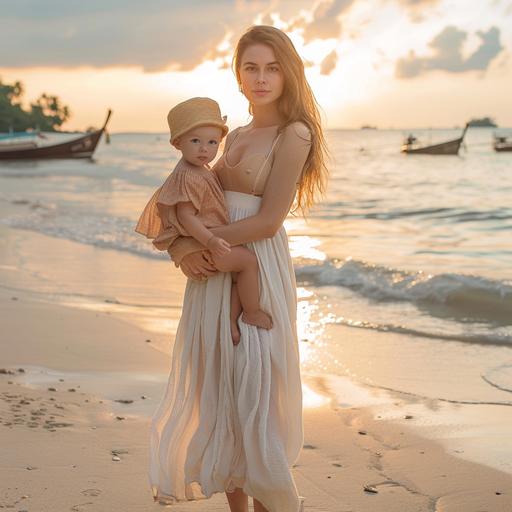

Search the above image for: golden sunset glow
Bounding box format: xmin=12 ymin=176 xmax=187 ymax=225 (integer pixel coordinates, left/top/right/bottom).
xmin=1 ymin=0 xmax=510 ymax=131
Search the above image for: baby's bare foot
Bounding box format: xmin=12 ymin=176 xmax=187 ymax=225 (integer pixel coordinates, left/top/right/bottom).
xmin=242 ymin=310 xmax=273 ymax=330
xmin=231 ymin=320 xmax=241 ymax=346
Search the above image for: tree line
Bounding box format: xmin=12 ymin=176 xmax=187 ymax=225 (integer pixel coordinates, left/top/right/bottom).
xmin=0 ymin=78 xmax=70 ymax=132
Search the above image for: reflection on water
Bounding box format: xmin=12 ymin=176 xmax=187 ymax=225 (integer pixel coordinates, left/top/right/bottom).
xmin=287 ymin=230 xmax=326 ymax=261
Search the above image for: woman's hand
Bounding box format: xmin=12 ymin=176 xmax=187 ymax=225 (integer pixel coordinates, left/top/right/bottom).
xmin=206 ymin=235 xmax=231 ymax=258
xmin=179 ymin=250 xmax=218 ymax=281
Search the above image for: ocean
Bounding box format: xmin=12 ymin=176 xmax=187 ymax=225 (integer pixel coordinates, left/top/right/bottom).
xmin=1 ymin=127 xmax=511 ymax=471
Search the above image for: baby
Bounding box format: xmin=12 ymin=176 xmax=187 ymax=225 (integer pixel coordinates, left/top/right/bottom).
xmin=135 ymin=97 xmax=272 ymax=344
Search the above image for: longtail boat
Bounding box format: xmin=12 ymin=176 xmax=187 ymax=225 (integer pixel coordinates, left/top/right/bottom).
xmin=493 ymin=135 xmax=512 ymax=152
xmin=401 ymin=123 xmax=469 ymax=155
xmin=0 ymin=110 xmax=112 ymax=160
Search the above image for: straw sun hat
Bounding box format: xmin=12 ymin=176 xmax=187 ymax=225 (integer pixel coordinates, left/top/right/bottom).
xmin=167 ymin=97 xmax=228 ymax=144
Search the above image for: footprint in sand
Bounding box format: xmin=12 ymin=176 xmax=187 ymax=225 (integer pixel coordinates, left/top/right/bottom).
xmin=70 ymin=502 xmax=94 ymax=511
xmin=81 ymin=488 xmax=102 ymax=497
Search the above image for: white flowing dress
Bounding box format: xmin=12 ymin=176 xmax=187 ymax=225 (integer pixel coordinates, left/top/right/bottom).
xmin=149 ymin=190 xmax=304 ymax=512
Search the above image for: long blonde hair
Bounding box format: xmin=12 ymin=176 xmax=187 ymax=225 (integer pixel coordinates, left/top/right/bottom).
xmin=232 ymin=25 xmax=329 ymax=214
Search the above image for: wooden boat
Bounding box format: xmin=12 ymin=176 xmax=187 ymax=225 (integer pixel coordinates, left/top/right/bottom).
xmin=493 ymin=135 xmax=512 ymax=152
xmin=0 ymin=110 xmax=112 ymax=160
xmin=401 ymin=123 xmax=469 ymax=155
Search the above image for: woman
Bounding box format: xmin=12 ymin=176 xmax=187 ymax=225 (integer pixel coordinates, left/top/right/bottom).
xmin=148 ymin=25 xmax=328 ymax=512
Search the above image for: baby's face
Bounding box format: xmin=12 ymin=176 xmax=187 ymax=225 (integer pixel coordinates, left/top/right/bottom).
xmin=173 ymin=125 xmax=223 ymax=167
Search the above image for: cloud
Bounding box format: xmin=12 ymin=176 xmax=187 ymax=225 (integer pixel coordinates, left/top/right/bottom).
xmin=0 ymin=0 xmax=330 ymax=71
xmin=291 ymin=0 xmax=356 ymax=43
xmin=396 ymin=26 xmax=504 ymax=78
xmin=0 ymin=0 xmax=266 ymax=71
xmin=320 ymin=49 xmax=338 ymax=74
xmin=392 ymin=0 xmax=441 ymax=22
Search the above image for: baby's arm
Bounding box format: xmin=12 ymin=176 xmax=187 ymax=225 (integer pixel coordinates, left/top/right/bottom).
xmin=176 ymin=202 xmax=230 ymax=257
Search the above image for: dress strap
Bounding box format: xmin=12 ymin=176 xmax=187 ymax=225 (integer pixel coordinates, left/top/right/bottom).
xmin=251 ymin=132 xmax=282 ymax=195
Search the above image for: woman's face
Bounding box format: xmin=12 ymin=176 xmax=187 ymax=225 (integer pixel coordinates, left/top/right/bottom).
xmin=239 ymin=44 xmax=284 ymax=108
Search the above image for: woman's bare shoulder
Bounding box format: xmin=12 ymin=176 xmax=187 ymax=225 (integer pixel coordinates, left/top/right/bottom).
xmin=285 ymin=121 xmax=312 ymax=142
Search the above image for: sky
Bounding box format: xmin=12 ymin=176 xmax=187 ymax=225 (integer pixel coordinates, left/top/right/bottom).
xmin=0 ymin=0 xmax=511 ymax=131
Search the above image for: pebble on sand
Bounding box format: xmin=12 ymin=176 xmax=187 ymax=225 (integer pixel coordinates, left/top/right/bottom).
xmin=111 ymin=449 xmax=129 ymax=455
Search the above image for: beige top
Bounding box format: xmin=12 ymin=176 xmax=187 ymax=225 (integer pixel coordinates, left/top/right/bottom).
xmin=135 ymin=164 xmax=229 ymax=251
xmin=213 ymin=125 xmax=284 ymax=196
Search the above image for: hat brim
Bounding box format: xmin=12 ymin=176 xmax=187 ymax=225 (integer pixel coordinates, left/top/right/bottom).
xmin=171 ymin=121 xmax=228 ymax=144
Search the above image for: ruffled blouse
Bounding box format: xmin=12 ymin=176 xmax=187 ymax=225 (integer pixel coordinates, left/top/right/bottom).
xmin=135 ymin=165 xmax=229 ymax=251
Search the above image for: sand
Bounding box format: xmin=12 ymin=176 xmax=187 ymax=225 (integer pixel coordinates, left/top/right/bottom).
xmin=1 ymin=284 xmax=512 ymax=512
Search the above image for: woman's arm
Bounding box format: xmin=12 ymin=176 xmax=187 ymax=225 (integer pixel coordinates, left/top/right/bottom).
xmin=209 ymin=122 xmax=312 ymax=245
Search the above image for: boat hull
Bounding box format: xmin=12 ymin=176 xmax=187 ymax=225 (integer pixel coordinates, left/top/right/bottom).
xmin=494 ymin=146 xmax=512 ymax=152
xmin=401 ymin=137 xmax=463 ymax=155
xmin=494 ymin=142 xmax=512 ymax=152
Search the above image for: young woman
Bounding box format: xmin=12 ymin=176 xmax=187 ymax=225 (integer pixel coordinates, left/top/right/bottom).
xmin=148 ymin=25 xmax=328 ymax=512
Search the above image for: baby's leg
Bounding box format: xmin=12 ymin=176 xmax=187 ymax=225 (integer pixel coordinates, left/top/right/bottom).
xmin=212 ymin=247 xmax=273 ymax=330
xmin=230 ymin=275 xmax=242 ymax=345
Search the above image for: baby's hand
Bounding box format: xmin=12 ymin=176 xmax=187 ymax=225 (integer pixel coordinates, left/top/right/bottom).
xmin=207 ymin=236 xmax=231 ymax=258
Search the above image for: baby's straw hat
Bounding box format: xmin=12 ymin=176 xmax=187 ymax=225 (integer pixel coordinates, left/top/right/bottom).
xmin=167 ymin=97 xmax=228 ymax=144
